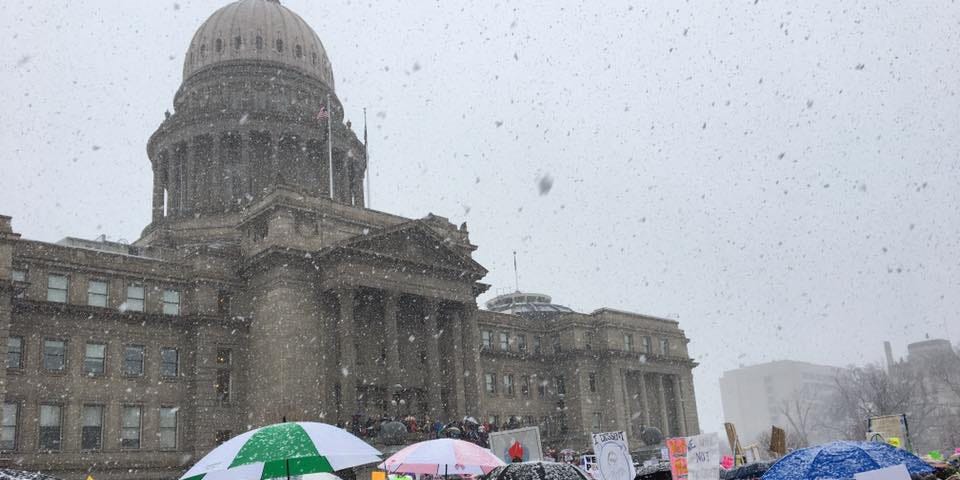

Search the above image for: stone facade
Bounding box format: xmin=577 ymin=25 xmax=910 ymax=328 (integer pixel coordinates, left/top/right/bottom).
xmin=0 ymin=1 xmax=699 ymax=478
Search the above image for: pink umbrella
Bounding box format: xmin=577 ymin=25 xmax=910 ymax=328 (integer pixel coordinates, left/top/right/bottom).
xmin=378 ymin=439 xmax=506 ymax=476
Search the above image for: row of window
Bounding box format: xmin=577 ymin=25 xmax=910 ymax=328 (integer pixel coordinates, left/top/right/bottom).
xmin=12 ymin=270 xmax=181 ymax=315
xmin=484 ymin=372 xmax=573 ymax=397
xmin=481 ymin=330 xmax=672 ymax=355
xmin=7 ymin=339 xmax=234 ymax=405
xmin=1 ymin=403 xmax=178 ymax=452
xmin=623 ymin=334 xmax=670 ymax=355
xmin=194 ymin=35 xmax=323 ymax=66
xmin=481 ymin=331 xmax=550 ymax=353
xmin=7 ymin=337 xmax=179 ymax=378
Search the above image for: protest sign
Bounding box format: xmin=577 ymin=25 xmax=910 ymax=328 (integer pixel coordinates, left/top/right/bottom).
xmin=590 ymin=431 xmax=636 ymax=480
xmin=667 ymin=433 xmax=720 ymax=480
xmin=489 ymin=426 xmax=543 ymax=463
xmin=853 ymin=464 xmax=911 ymax=480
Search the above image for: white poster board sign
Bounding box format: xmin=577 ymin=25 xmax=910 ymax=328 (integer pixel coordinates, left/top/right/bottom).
xmin=489 ymin=426 xmax=543 ymax=463
xmin=854 ymin=464 xmax=911 ymax=480
xmin=590 ymin=431 xmax=636 ymax=480
xmin=686 ymin=433 xmax=720 ymax=480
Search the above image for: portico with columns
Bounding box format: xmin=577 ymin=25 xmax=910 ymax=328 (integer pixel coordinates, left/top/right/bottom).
xmin=313 ymin=221 xmax=488 ymax=425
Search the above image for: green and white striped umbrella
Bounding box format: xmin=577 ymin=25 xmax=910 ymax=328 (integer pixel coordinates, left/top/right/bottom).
xmin=181 ymin=422 xmax=382 ymax=480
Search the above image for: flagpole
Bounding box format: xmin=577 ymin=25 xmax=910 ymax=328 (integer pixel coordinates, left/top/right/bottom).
xmin=363 ymin=107 xmax=370 ymax=208
xmin=327 ymin=94 xmax=334 ymax=200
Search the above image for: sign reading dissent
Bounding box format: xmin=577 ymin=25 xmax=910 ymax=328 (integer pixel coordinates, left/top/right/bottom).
xmin=590 ymin=431 xmax=636 ymax=480
xmin=667 ymin=433 xmax=721 ymax=480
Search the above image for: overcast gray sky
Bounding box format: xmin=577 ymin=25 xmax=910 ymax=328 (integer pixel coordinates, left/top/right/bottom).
xmin=2 ymin=0 xmax=959 ymax=436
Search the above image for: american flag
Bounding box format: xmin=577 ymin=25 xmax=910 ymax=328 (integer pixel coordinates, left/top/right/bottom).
xmin=315 ymin=105 xmax=329 ymax=121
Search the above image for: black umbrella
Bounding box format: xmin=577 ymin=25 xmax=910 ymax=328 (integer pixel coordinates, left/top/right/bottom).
xmin=0 ymin=470 xmax=62 ymax=480
xmin=485 ymin=462 xmax=591 ymax=480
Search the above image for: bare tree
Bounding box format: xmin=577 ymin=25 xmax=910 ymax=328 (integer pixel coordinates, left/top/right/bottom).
xmin=778 ymin=385 xmax=821 ymax=448
xmin=822 ymin=363 xmax=936 ymax=444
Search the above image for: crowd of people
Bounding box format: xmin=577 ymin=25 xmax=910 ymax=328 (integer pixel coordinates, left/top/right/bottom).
xmin=338 ymin=413 xmax=527 ymax=448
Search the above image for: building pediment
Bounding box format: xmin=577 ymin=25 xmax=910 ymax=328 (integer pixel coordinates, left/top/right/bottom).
xmin=318 ymin=220 xmax=488 ymax=279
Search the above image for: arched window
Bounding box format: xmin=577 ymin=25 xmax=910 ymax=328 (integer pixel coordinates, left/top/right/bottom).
xmin=295 ymin=45 xmax=303 ymax=58
xmin=311 ymin=53 xmax=317 ymax=65
xmin=276 ymin=39 xmax=284 ymax=52
xmin=215 ymin=38 xmax=223 ymax=53
xmin=255 ymin=36 xmax=263 ymax=50
xmin=200 ymin=44 xmax=206 ymax=57
xmin=234 ymin=36 xmax=242 ymax=50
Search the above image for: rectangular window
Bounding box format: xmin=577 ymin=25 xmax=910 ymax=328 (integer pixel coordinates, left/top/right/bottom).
xmin=126 ymin=283 xmax=144 ymax=312
xmin=499 ymin=332 xmax=509 ymax=351
xmin=592 ymin=412 xmax=603 ymax=432
xmin=121 ymin=406 xmax=141 ymax=449
xmin=162 ymin=289 xmax=180 ymax=315
xmin=517 ymin=335 xmax=527 ymax=352
xmin=624 ymin=334 xmax=634 ymax=352
xmin=215 ymin=430 xmax=232 ymax=446
xmin=504 ymin=374 xmax=515 ymax=395
xmin=7 ymin=336 xmax=22 ymax=369
xmin=588 ymin=372 xmax=598 ymax=393
xmin=11 ymin=270 xmax=25 ymax=298
xmin=552 ymin=336 xmax=562 ymax=354
xmin=159 ymin=407 xmax=178 ymax=449
xmin=84 ymin=343 xmax=106 ymax=376
xmin=43 ymin=339 xmax=66 ymax=371
xmin=38 ymin=404 xmax=62 ymax=451
xmin=81 ymin=404 xmax=103 ymax=450
xmin=481 ymin=331 xmax=492 ymax=350
xmin=160 ymin=348 xmax=179 ymax=377
xmin=46 ymin=274 xmax=68 ymax=303
xmin=537 ymin=377 xmax=546 ymax=398
xmin=555 ymin=376 xmax=566 ymax=395
xmin=216 ymin=369 xmax=231 ymax=403
xmin=87 ymin=280 xmax=108 ymax=307
xmin=217 ymin=290 xmax=231 ymax=314
xmin=123 ymin=345 xmax=145 ymax=376
xmin=484 ymin=373 xmax=496 ymax=394
xmin=1 ymin=402 xmax=18 ymax=451
xmin=216 ymin=348 xmax=232 ymax=365
xmin=533 ymin=336 xmax=542 ymax=354
xmin=521 ymin=375 xmax=530 ymax=396
xmin=660 ymin=338 xmax=670 ymax=355
xmin=642 ymin=336 xmax=652 ymax=354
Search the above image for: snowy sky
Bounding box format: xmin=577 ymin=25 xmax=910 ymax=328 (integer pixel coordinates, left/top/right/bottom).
xmin=2 ymin=0 xmax=959 ymax=436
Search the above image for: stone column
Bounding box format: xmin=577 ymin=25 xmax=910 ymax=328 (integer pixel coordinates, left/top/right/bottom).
xmin=337 ymin=288 xmax=357 ymax=422
xmin=241 ymin=133 xmax=252 ymax=200
xmin=658 ymin=374 xmax=670 ymax=436
xmin=423 ymin=297 xmax=443 ymax=418
xmin=449 ymin=307 xmax=467 ymax=416
xmin=382 ymin=290 xmax=400 ymax=410
xmin=637 ymin=372 xmax=650 ymax=426
xmin=608 ymin=364 xmax=627 ymax=433
xmin=672 ymin=374 xmax=687 ymax=436
xmin=167 ymin=149 xmax=180 ymax=217
xmin=152 ymin=165 xmax=164 ymax=222
xmin=210 ymin=134 xmax=223 ymax=211
xmin=183 ymin=140 xmax=194 ymax=213
xmin=461 ymin=304 xmax=482 ymax=416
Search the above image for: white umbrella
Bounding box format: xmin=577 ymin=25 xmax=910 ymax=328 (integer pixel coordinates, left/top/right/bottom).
xmin=181 ymin=422 xmax=381 ymax=480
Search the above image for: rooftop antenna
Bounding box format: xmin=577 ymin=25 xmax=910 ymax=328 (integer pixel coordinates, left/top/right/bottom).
xmin=513 ymin=251 xmax=520 ymax=293
xmin=364 ymin=107 xmax=370 ymax=208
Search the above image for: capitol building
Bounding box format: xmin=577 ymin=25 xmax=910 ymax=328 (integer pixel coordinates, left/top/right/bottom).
xmin=0 ymin=1 xmax=699 ymax=478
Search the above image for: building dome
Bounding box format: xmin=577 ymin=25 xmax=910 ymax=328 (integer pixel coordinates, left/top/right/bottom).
xmin=485 ymin=291 xmax=575 ymax=318
xmin=183 ymin=0 xmax=335 ymax=89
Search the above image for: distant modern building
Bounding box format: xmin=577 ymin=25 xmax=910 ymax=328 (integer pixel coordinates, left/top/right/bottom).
xmin=0 ymin=1 xmax=700 ymax=478
xmin=719 ymin=360 xmax=841 ymax=446
xmin=886 ymin=339 xmax=960 ymax=452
